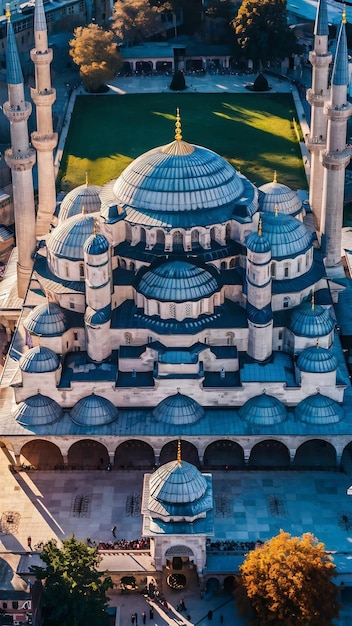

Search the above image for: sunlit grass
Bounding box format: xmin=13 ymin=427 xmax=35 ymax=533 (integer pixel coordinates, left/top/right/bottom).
xmin=58 ymin=93 xmax=307 ymax=192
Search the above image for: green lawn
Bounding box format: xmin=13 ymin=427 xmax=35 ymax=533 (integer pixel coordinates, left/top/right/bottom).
xmin=58 ymin=92 xmax=307 ymax=193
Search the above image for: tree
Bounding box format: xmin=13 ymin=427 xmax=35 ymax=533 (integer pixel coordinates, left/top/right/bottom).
xmin=69 ymin=24 xmax=121 ymax=92
xmin=235 ymin=530 xmax=340 ymax=626
xmin=232 ymin=0 xmax=300 ymax=70
xmin=29 ymin=535 xmax=113 ymax=626
xmin=112 ymin=0 xmax=162 ymax=45
xmin=169 ymin=69 xmax=186 ymax=90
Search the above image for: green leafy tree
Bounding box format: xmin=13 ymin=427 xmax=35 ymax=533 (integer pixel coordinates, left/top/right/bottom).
xmin=29 ymin=535 xmax=113 ymax=626
xmin=112 ymin=0 xmax=163 ymax=45
xmin=232 ymin=0 xmax=300 ymax=69
xmin=235 ymin=530 xmax=340 ymax=626
xmin=69 ymin=23 xmax=121 ymax=92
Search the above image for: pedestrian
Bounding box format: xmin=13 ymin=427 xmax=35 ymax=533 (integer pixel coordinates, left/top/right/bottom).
xmin=142 ymin=612 xmax=146 ymax=624
xmin=149 ymin=608 xmax=154 ymax=620
xmin=111 ymin=525 xmax=117 ymax=538
xmin=131 ymin=615 xmax=136 ymax=625
xmin=220 ymin=615 xmax=224 ymax=624
xmin=207 ymin=610 xmax=213 ymax=620
xmin=27 ymin=536 xmax=32 ymax=550
xmin=134 ymin=612 xmax=138 ymax=624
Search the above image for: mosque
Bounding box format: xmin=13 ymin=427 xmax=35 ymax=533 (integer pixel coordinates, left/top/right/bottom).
xmin=1 ymin=0 xmax=352 ymax=588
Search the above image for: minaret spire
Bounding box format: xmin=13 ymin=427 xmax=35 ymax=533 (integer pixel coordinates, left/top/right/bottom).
xmin=321 ymin=13 xmax=352 ymax=276
xmin=3 ymin=4 xmax=36 ymax=298
xmin=306 ymin=0 xmax=332 ymax=233
xmin=30 ymin=0 xmax=58 ymax=237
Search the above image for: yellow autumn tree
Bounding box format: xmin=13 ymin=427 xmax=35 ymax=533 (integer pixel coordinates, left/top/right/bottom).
xmin=236 ymin=530 xmax=340 ymax=626
xmin=69 ymin=24 xmax=122 ymax=92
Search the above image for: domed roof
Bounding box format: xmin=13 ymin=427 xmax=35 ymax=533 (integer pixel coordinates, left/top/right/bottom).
xmin=58 ymin=183 xmax=102 ymax=222
xmin=246 ymin=227 xmax=271 ymax=254
xmin=297 ymin=345 xmax=338 ymax=373
xmin=153 ymin=393 xmax=205 ymax=425
xmin=260 ymin=212 xmax=313 ymax=259
xmin=239 ymin=393 xmax=287 ymax=425
xmin=47 ymin=212 xmax=100 ymax=261
xmin=84 ymin=232 xmax=109 ymax=255
xmin=137 ymin=260 xmax=219 ymax=302
xmin=24 ymin=303 xmax=68 ymax=337
xmin=295 ymin=393 xmax=344 ymax=424
xmin=19 ymin=346 xmax=60 ymax=373
xmin=290 ymin=302 xmax=335 ymax=338
xmin=69 ymin=394 xmax=118 ymax=426
xmin=258 ymin=177 xmax=302 ymax=216
xmin=149 ymin=458 xmax=207 ymax=504
xmin=137 ymin=261 xmax=219 ymax=302
xmin=14 ymin=393 xmax=63 ymax=426
xmin=112 ymin=139 xmax=246 ymax=216
xmin=85 ymin=306 xmax=111 ymax=326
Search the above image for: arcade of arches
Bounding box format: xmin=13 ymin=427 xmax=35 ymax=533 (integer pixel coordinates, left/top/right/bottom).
xmin=7 ymin=437 xmax=352 ymax=471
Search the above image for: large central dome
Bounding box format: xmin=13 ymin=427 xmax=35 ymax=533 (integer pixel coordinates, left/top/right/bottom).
xmin=112 ymin=139 xmax=245 ymax=214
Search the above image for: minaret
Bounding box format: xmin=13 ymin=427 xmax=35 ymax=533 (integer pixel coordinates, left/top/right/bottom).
xmin=246 ymin=217 xmax=273 ymax=361
xmin=3 ymin=5 xmax=36 ymax=299
xmin=30 ymin=0 xmax=57 ymax=238
xmin=321 ymin=9 xmax=352 ymax=277
xmin=306 ymin=0 xmax=332 ymax=232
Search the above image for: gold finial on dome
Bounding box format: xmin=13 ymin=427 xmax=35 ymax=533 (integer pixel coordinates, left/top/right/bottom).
xmin=258 ymin=216 xmax=263 ymax=236
xmin=177 ymin=439 xmax=182 ymax=466
xmin=5 ymin=3 xmax=10 ymax=21
xmin=81 ymin=204 xmax=86 ymax=215
xmin=342 ymin=4 xmax=347 ymax=24
xmin=175 ymin=108 xmax=182 ymax=141
xmin=85 ymin=171 xmax=89 ymax=186
xmin=275 ymin=204 xmax=279 ymax=217
xmin=273 ymin=171 xmax=277 ymax=183
xmin=93 ymin=218 xmax=98 ymax=237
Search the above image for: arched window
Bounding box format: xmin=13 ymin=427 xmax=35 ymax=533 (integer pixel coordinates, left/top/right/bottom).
xmin=79 ymin=263 xmax=85 ymax=279
xmin=191 ymin=230 xmax=200 ymax=243
xmin=169 ymin=303 xmax=176 ymax=318
xmin=125 ymin=222 xmax=132 ymax=243
xmin=185 ymin=303 xmax=192 ymax=317
xmin=271 ymin=262 xmax=276 ymax=277
xmin=284 ymin=265 xmax=289 ymax=278
xmin=226 ymin=332 xmax=234 ymax=345
xmin=130 ymin=262 xmax=135 ymax=272
xmin=173 ymin=231 xmax=183 ymax=245
xmin=220 ymin=261 xmax=227 ymax=270
xmin=125 ymin=332 xmax=132 ymax=345
xmin=283 ymin=296 xmax=290 ymax=309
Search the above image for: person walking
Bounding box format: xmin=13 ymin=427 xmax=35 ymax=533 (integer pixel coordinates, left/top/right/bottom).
xmin=142 ymin=612 xmax=146 ymax=624
xmin=131 ymin=615 xmax=136 ymax=625
xmin=149 ymin=608 xmax=154 ymax=620
xmin=111 ymin=525 xmax=117 ymax=538
xmin=27 ymin=536 xmax=32 ymax=550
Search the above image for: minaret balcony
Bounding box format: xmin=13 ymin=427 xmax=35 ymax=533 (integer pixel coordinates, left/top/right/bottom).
xmin=305 ymin=134 xmax=326 ymax=152
xmin=31 ymin=132 xmax=58 ymax=151
xmin=306 ymin=88 xmax=329 ymax=107
xmin=322 ymin=148 xmax=351 ymax=169
xmin=30 ymin=88 xmax=56 ymax=107
xmin=4 ymin=146 xmax=36 ymax=171
xmin=2 ymin=101 xmax=31 ymax=122
xmin=324 ymin=102 xmax=352 ymax=121
xmin=30 ymin=48 xmax=53 ymax=64
xmin=308 ymin=51 xmax=332 ymax=67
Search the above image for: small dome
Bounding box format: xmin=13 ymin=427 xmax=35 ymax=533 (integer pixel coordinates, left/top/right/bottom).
xmin=137 ymin=261 xmax=218 ymax=302
xmin=84 ymin=232 xmax=109 ymax=255
xmin=149 ymin=459 xmax=208 ymax=504
xmin=24 ymin=303 xmax=68 ymax=337
xmin=58 ymin=183 xmax=102 ymax=222
xmin=47 ymin=213 xmax=99 ymax=261
xmin=85 ymin=306 xmax=111 ymax=326
xmin=69 ymin=394 xmax=118 ymax=426
xmin=295 ymin=393 xmax=344 ymax=424
xmin=290 ymin=302 xmax=335 ymax=338
xmin=14 ymin=393 xmax=63 ymax=426
xmin=260 ymin=212 xmax=313 ymax=259
xmin=246 ymin=230 xmax=271 ymax=254
xmin=19 ymin=347 xmax=60 ymax=373
xmin=153 ymin=393 xmax=205 ymax=425
xmin=297 ymin=346 xmax=338 ymax=373
xmin=239 ymin=393 xmax=287 ymax=425
xmin=258 ymin=180 xmax=302 ymax=215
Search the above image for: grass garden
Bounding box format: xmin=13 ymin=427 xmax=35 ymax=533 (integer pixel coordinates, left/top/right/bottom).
xmin=58 ymin=92 xmax=307 ymax=193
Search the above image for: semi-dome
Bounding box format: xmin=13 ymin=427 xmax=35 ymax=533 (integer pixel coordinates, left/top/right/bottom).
xmin=239 ymin=393 xmax=287 ymax=425
xmin=149 ymin=458 xmax=207 ymax=504
xmin=137 ymin=260 xmax=219 ymax=302
xmin=14 ymin=393 xmax=63 ymax=426
xmin=297 ymin=346 xmax=338 ymax=373
xmin=295 ymin=393 xmax=344 ymax=424
xmin=24 ymin=303 xmax=68 ymax=337
xmin=58 ymin=183 xmax=102 ymax=222
xmin=47 ymin=212 xmax=100 ymax=261
xmin=19 ymin=346 xmax=60 ymax=373
xmin=84 ymin=306 xmax=111 ymax=326
xmin=260 ymin=212 xmax=313 ymax=259
xmin=258 ymin=178 xmax=302 ymax=216
xmin=153 ymin=393 xmax=205 ymax=425
xmin=290 ymin=302 xmax=335 ymax=338
xmin=69 ymin=394 xmax=118 ymax=426
xmin=84 ymin=232 xmax=109 ymax=255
